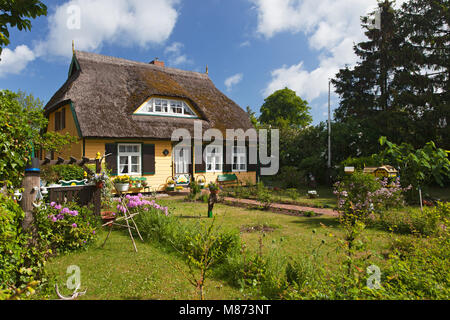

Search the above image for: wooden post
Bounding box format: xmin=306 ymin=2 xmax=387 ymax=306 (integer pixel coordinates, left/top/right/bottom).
xmin=93 ymin=158 xmax=102 ymax=216
xmin=21 ymin=158 xmax=41 ymax=232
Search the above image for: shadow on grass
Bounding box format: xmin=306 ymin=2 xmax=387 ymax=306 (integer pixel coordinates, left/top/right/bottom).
xmin=290 ymin=217 xmax=340 ymax=228
xmin=178 ymin=215 xmax=210 ymax=219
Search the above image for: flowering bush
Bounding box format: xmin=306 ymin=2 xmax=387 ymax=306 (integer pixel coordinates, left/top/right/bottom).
xmin=35 ymin=202 xmax=99 ymax=254
xmin=333 ymin=171 xmax=410 ymax=221
xmin=116 ymin=194 xmax=169 ymax=217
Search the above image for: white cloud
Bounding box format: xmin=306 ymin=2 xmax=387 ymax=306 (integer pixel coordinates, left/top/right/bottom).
xmin=164 ymin=42 xmax=191 ymax=66
xmin=0 ymin=45 xmax=36 ymax=77
xmin=254 ymin=0 xmax=405 ymax=104
xmin=239 ymin=40 xmax=251 ymax=47
xmin=225 ymin=73 xmax=243 ymax=91
xmin=37 ymin=0 xmax=180 ymax=58
xmin=2 ymin=0 xmax=180 ymax=76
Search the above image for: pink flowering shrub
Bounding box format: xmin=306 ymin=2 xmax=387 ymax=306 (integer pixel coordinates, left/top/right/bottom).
xmin=334 ymin=171 xmax=411 ymax=221
xmin=116 ymin=194 xmax=169 ymax=216
xmin=35 ymin=202 xmax=99 ymax=254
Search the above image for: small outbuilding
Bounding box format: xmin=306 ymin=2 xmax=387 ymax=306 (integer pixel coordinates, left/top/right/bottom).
xmin=363 ymin=165 xmax=398 ymax=178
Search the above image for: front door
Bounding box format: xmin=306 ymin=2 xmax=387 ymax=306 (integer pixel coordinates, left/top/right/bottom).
xmin=174 ymin=146 xmax=190 ymax=175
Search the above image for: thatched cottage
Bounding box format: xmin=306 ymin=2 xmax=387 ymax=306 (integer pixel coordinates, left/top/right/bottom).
xmin=43 ymin=50 xmax=257 ymax=191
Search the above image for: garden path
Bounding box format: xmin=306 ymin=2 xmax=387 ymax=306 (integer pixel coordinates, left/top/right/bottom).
xmin=221 ymin=197 xmax=339 ymax=217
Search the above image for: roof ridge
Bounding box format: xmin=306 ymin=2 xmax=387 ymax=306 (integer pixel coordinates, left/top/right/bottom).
xmin=74 ymin=50 xmax=209 ymax=80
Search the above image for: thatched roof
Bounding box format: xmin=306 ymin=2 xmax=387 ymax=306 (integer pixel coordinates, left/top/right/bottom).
xmin=44 ymin=51 xmax=253 ymax=139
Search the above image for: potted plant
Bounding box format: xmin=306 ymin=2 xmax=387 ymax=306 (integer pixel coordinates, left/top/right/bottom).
xmin=91 ymin=172 xmax=108 ymax=189
xmin=101 ymin=211 xmax=116 ymax=228
xmin=208 ymin=182 xmax=219 ymax=195
xmin=175 ymin=186 xmax=184 ymax=192
xmin=167 ymin=179 xmax=175 ymax=191
xmin=113 ymin=175 xmax=130 ymax=192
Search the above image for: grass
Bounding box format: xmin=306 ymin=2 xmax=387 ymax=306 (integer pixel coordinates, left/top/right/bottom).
xmin=222 ymin=185 xmax=338 ymax=209
xmin=42 ymin=230 xmax=243 ymax=300
xmin=40 ymin=195 xmax=430 ymax=300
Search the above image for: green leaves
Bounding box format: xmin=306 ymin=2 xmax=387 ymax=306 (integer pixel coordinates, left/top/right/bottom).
xmin=0 ymin=90 xmax=76 ymax=187
xmin=0 ymin=0 xmax=47 ymax=55
xmin=259 ymin=88 xmax=312 ymax=129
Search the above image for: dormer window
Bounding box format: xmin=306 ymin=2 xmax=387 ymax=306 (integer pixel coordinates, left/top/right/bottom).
xmin=135 ymin=97 xmax=198 ymax=118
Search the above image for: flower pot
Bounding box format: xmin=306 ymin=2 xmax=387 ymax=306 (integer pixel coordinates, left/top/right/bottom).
xmin=115 ymin=183 xmax=130 ymax=192
xmin=199 ymin=183 xmax=205 ymax=189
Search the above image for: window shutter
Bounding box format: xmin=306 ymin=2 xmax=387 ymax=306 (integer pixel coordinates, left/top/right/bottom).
xmin=195 ymin=145 xmax=206 ymax=173
xmin=188 ymin=146 xmax=194 ymax=176
xmin=223 ymin=141 xmax=232 ymax=173
xmin=142 ymin=144 xmax=155 ymax=175
xmin=105 ymin=144 xmax=118 ymax=176
xmin=55 ymin=111 xmax=60 ymax=131
xmin=61 ymin=108 xmax=66 ymax=130
xmin=247 ymin=141 xmax=258 ymax=172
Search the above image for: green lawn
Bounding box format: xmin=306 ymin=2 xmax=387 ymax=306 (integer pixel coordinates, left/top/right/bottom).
xmin=43 ymin=230 xmax=242 ymax=300
xmin=41 ymin=197 xmax=411 ymax=300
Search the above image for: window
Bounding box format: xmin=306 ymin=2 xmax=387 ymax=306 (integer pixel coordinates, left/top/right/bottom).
xmin=205 ymin=145 xmax=222 ymax=172
xmin=118 ymin=144 xmax=141 ymax=175
xmin=54 ymin=108 xmax=66 ymax=131
xmin=138 ymin=98 xmax=198 ymax=118
xmin=232 ymin=146 xmax=247 ymax=172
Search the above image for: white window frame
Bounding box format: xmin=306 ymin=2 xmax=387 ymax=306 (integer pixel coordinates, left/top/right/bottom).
xmin=232 ymin=146 xmax=247 ymax=172
xmin=139 ymin=98 xmax=197 ymax=118
xmin=117 ymin=143 xmax=141 ymax=176
xmin=205 ymin=145 xmax=223 ymax=173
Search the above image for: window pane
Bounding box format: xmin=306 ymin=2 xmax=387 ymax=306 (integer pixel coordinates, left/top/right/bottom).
xmin=240 ymin=164 xmax=246 ymax=170
xmin=119 ymin=146 xmax=126 ymax=153
xmin=131 ymin=165 xmax=139 ymax=173
xmin=120 ymin=165 xmax=129 ymax=174
xmin=131 ymin=156 xmax=139 ymax=164
xmin=119 ymin=156 xmax=128 ymax=164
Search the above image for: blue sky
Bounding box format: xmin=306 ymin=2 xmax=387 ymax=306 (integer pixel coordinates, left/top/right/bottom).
xmin=0 ymin=0 xmax=397 ymax=124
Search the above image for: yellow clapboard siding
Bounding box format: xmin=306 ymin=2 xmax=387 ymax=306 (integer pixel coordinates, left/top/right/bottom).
xmin=46 ymin=104 xmax=82 ymax=159
xmin=84 ymin=139 xmax=174 ymax=191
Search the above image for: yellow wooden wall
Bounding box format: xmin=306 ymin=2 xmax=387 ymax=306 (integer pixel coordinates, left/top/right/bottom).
xmin=46 ymin=104 xmax=82 ymax=159
xmin=84 ymin=139 xmax=174 ymax=191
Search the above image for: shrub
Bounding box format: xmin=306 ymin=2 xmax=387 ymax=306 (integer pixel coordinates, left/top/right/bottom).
xmin=0 ymin=194 xmax=46 ymax=300
xmin=277 ymin=166 xmax=304 ymax=189
xmin=40 ymin=165 xmax=85 ymax=184
xmin=373 ymin=202 xmax=450 ymax=236
xmin=286 ymin=188 xmax=299 ymax=201
xmin=334 ymin=171 xmax=408 ymax=221
xmin=133 ymin=204 xmax=241 ymax=263
xmin=257 ymin=188 xmax=273 ymax=210
xmin=34 ymin=202 xmax=99 ymax=254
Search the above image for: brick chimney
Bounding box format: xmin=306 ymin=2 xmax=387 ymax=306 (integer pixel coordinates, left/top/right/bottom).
xmin=149 ymin=58 xmax=164 ymax=67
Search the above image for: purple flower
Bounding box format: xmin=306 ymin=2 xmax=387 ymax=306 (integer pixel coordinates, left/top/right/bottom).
xmin=56 ymin=214 xmax=64 ymax=220
xmin=55 ymin=204 xmax=62 ymax=210
xmin=60 ymin=207 xmax=70 ymax=214
xmin=71 ymin=223 xmax=77 ymax=228
xmin=50 ymin=202 xmax=56 ymax=207
xmin=93 ymin=230 xmax=96 ymax=235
